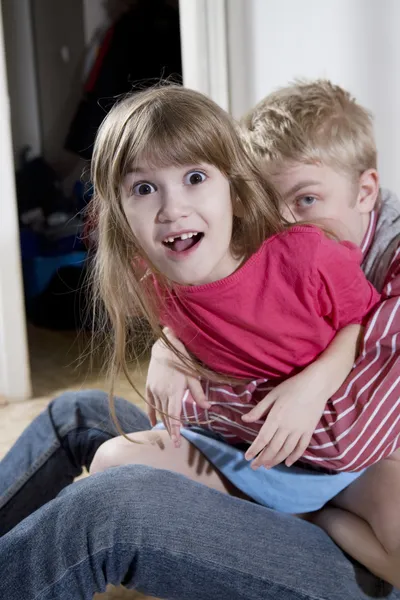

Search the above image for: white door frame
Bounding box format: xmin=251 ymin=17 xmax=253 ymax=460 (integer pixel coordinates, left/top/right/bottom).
xmin=225 ymin=0 xmax=254 ymax=118
xmin=179 ymin=0 xmax=253 ymax=118
xmin=179 ymin=0 xmax=230 ymax=111
xmin=0 ymin=6 xmax=32 ymax=403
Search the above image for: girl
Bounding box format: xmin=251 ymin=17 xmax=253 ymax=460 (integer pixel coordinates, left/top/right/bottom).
xmin=89 ymin=83 xmax=377 ymax=495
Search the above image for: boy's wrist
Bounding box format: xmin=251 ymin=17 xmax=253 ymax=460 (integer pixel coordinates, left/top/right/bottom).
xmin=298 ymin=363 xmax=336 ymax=404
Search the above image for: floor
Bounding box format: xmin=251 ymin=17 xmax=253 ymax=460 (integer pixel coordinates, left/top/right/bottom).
xmin=0 ymin=325 xmax=157 ymax=600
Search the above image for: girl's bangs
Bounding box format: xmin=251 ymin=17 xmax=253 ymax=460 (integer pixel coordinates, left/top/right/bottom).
xmin=126 ymin=108 xmax=229 ymax=172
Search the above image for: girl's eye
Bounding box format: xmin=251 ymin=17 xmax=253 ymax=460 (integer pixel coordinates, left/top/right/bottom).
xmin=184 ymin=171 xmax=207 ymax=185
xmin=132 ymin=182 xmax=157 ymax=196
xmin=297 ymin=195 xmax=317 ymax=208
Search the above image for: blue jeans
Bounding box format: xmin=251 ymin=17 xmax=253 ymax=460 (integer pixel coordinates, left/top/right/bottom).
xmin=0 ymin=390 xmax=397 ymax=599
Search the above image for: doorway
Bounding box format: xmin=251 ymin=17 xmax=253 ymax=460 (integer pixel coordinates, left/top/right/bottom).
xmin=1 ymin=0 xmax=182 ymax=400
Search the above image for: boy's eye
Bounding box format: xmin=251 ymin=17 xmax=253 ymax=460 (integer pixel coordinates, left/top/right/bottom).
xmin=297 ymin=195 xmax=317 ymax=208
xmin=184 ymin=171 xmax=207 ymax=185
xmin=132 ymin=182 xmax=157 ymax=196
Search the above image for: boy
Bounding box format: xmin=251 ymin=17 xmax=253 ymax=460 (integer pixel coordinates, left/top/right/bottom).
xmin=242 ymin=80 xmax=400 ymax=585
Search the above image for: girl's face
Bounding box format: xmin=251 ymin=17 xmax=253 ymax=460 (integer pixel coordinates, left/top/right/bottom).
xmin=121 ymin=162 xmax=242 ymax=285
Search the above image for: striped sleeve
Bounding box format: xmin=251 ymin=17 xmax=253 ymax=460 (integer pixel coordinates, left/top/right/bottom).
xmin=301 ymin=244 xmax=400 ymax=472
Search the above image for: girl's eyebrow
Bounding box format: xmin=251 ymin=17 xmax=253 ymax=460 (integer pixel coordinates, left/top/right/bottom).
xmin=125 ymin=164 xmax=210 ymax=178
xmin=126 ymin=167 xmax=147 ymax=175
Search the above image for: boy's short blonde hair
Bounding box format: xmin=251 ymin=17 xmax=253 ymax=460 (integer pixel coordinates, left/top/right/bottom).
xmin=241 ymin=80 xmax=377 ymax=178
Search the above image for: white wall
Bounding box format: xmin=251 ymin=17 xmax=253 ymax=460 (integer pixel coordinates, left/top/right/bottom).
xmin=228 ymin=0 xmax=400 ymax=193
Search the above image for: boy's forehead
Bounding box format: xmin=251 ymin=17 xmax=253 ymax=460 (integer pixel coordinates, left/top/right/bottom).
xmin=267 ymin=161 xmax=347 ymax=197
xmin=268 ymin=160 xmax=320 ymax=179
xmin=268 ymin=161 xmax=320 ymax=189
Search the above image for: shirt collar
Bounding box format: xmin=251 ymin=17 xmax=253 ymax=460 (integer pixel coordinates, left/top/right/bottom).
xmin=361 ymin=210 xmax=377 ymax=259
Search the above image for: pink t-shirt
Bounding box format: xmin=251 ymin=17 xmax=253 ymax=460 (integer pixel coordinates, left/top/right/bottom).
xmin=157 ymin=226 xmax=380 ymax=381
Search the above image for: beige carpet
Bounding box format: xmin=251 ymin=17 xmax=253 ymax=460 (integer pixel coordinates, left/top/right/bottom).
xmin=0 ymin=325 xmax=159 ymax=600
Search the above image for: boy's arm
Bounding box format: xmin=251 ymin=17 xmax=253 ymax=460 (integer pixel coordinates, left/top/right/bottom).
xmin=243 ymin=324 xmax=362 ymax=469
xmin=303 ymin=246 xmax=400 ymax=471
xmin=299 ymin=324 xmax=362 ymax=401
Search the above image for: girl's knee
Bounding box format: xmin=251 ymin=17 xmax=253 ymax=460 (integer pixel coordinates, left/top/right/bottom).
xmin=89 ymin=431 xmax=155 ymax=474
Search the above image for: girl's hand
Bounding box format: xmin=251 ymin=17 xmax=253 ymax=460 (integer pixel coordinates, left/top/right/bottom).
xmin=146 ymin=328 xmax=211 ymax=447
xmin=242 ymin=372 xmax=327 ymax=469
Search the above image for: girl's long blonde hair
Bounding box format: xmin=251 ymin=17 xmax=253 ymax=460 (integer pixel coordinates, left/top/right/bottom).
xmin=89 ymin=84 xmax=286 ymax=426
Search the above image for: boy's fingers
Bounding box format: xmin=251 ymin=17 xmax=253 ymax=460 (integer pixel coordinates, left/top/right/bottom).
xmin=263 ymin=434 xmax=299 ymax=468
xmin=285 ymin=434 xmax=310 ymax=467
xmin=242 ymin=395 xmax=275 ymax=422
xmin=188 ymin=378 xmax=211 ymax=409
xmin=245 ymin=425 xmax=276 ymax=460
xmin=251 ymin=430 xmax=288 ymax=469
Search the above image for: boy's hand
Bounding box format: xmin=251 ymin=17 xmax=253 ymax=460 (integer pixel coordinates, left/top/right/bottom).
xmin=242 ymin=372 xmax=327 ymax=469
xmin=146 ymin=329 xmax=211 ymax=447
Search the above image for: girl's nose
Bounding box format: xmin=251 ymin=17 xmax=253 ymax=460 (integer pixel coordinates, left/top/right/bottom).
xmin=158 ymin=188 xmax=191 ymax=223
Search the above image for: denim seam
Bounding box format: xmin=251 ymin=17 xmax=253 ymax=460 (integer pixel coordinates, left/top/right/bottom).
xmin=32 ymin=542 xmax=327 ymax=600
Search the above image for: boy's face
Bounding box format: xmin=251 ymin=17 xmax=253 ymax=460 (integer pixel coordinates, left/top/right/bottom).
xmin=268 ymin=162 xmax=379 ymax=246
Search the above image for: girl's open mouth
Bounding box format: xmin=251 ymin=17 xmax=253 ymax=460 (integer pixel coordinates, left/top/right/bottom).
xmin=162 ymin=232 xmax=204 ymax=253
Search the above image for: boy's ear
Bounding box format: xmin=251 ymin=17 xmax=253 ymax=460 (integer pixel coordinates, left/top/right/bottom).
xmin=355 ymin=169 xmax=379 ymax=214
